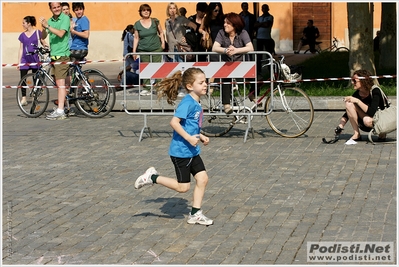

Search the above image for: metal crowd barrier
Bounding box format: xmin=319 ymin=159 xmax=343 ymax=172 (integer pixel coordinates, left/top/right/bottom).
xmin=121 ymin=51 xmax=274 ymax=142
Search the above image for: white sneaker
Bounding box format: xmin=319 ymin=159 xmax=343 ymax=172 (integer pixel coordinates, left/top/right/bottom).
xmin=345 ymin=139 xmax=357 ymax=145
xmin=135 ymin=167 xmax=158 ymax=189
xmin=139 ymin=89 xmax=149 ymax=96
xmin=46 ymin=108 xmax=66 ymax=120
xmin=187 ymin=210 xmax=213 ymax=225
xmin=20 ymin=98 xmax=28 ymax=106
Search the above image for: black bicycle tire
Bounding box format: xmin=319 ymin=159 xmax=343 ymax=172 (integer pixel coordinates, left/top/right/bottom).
xmin=73 ymin=73 xmax=115 ymax=118
xmin=83 ymin=68 xmax=105 ymax=77
xmin=16 ymin=73 xmax=49 ymax=118
xmin=264 ymin=87 xmax=314 ymax=138
xmin=200 ymin=94 xmax=235 ymax=137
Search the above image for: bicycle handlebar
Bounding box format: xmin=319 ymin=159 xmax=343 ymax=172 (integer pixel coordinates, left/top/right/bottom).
xmin=26 ymin=43 xmax=51 ymax=56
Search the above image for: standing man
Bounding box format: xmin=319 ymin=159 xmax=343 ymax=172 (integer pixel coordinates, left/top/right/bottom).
xmin=294 ymin=20 xmax=320 ymax=54
xmin=40 ymin=2 xmax=70 ymax=120
xmin=239 ymin=2 xmax=256 ymax=41
xmin=188 ymin=2 xmax=208 ymax=62
xmin=70 ymin=2 xmax=90 ymax=63
xmin=254 ymin=4 xmax=275 ymax=75
xmin=61 ymin=2 xmax=73 ymax=48
xmin=61 ymin=2 xmax=71 ymax=17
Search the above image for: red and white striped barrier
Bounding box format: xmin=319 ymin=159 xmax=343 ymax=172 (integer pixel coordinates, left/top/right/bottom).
xmin=139 ymin=61 xmax=256 ymax=79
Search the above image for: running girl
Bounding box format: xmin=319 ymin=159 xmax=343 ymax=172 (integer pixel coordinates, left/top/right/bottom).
xmin=134 ymin=67 xmax=213 ymax=226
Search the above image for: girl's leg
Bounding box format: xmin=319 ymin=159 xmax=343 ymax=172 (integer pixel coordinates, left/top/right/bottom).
xmin=192 ymin=170 xmax=208 ymax=209
xmin=187 ymin=170 xmax=213 ymax=225
xmin=156 ymin=176 xmax=190 ymax=193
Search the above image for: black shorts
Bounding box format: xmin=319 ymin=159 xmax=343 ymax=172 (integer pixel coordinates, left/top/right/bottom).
xmin=170 ymin=155 xmax=206 ymax=183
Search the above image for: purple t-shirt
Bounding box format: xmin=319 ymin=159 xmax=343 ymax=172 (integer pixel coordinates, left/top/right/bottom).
xmin=18 ymin=30 xmax=42 ymax=70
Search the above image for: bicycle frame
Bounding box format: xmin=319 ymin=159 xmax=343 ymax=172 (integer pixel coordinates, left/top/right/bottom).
xmin=201 ymin=53 xmax=314 ymax=141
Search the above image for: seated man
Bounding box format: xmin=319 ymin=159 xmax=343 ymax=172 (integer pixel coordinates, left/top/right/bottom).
xmin=117 ymin=58 xmax=139 ymax=89
xmin=294 ymin=19 xmax=320 ymax=54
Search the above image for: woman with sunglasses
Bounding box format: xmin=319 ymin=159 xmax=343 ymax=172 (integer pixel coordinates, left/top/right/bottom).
xmin=212 ymin=12 xmax=254 ymax=114
xmin=199 ymin=2 xmax=224 ymax=55
xmin=132 ymin=4 xmax=165 ymax=94
xmin=336 ymin=69 xmax=388 ymax=143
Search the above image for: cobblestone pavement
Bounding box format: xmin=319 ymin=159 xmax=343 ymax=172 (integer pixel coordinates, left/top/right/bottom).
xmin=2 ymin=64 xmax=397 ymax=265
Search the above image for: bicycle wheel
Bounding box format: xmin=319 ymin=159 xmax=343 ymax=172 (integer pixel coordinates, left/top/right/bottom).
xmin=83 ymin=68 xmax=105 ymax=77
xmin=16 ymin=73 xmax=49 ymax=118
xmin=74 ymin=73 xmax=116 ymax=118
xmin=334 ymin=47 xmax=350 ymax=52
xmin=234 ymin=106 xmax=253 ymax=124
xmin=200 ymin=94 xmax=234 ymax=137
xmin=264 ymin=86 xmax=314 ymax=138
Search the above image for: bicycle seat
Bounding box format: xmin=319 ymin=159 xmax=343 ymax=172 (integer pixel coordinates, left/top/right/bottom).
xmin=315 ymin=41 xmax=322 ymax=45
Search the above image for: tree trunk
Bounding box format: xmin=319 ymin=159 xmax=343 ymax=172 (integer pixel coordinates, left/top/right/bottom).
xmin=379 ymin=3 xmax=397 ymax=70
xmin=347 ymin=3 xmax=375 ymax=77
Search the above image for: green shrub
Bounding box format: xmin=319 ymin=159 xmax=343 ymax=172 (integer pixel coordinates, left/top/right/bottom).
xmin=298 ymin=52 xmax=396 ymax=96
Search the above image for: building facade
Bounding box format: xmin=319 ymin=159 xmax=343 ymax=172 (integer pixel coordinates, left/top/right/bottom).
xmin=2 ymin=2 xmax=382 ymax=64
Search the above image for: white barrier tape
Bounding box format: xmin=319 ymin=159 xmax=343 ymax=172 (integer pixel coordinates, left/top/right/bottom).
xmin=2 ymin=75 xmax=396 ymax=89
xmin=2 ymin=59 xmax=122 ymax=68
xmin=273 ymin=75 xmax=396 ymax=84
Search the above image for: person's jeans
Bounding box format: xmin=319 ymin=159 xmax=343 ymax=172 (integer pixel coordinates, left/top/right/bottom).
xmin=174 ymin=46 xmax=184 ymax=62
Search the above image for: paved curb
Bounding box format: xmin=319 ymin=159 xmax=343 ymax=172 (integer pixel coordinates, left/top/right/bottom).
xmin=114 ymin=90 xmax=397 ymax=112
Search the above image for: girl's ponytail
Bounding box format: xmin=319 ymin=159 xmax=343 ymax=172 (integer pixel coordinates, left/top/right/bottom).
xmin=155 ymin=70 xmax=183 ymax=105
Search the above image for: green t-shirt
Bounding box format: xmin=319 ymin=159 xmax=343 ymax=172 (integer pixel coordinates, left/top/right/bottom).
xmin=134 ymin=18 xmax=162 ymax=52
xmin=48 ymin=12 xmax=70 ymax=57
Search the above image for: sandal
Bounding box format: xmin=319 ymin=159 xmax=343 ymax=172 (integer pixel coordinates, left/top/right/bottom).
xmin=224 ymin=104 xmax=233 ymax=114
xmin=334 ymin=126 xmax=344 ymax=135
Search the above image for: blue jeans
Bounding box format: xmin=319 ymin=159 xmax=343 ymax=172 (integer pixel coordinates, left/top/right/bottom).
xmin=174 ymin=47 xmax=184 ymax=62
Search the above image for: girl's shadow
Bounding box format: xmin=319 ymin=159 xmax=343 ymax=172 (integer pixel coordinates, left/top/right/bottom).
xmin=133 ymin=197 xmax=189 ymax=219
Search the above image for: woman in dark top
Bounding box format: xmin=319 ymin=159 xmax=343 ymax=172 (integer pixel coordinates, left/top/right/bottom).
xmin=199 ymin=2 xmax=224 ymax=56
xmin=337 ymin=69 xmax=387 ymax=141
xmin=212 ymin=12 xmax=254 ymax=114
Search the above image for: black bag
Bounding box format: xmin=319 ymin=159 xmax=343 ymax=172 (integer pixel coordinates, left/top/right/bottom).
xmin=169 ymin=21 xmax=196 ymax=61
xmin=184 ymin=30 xmax=198 ymax=52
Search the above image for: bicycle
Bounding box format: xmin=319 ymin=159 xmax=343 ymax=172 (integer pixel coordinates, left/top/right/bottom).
xmin=200 ymin=55 xmax=314 ymax=138
xmin=304 ymin=37 xmax=350 ymax=54
xmin=16 ymin=44 xmax=115 ymax=118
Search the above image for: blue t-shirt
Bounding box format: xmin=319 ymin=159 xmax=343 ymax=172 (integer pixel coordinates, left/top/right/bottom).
xmin=70 ymin=16 xmax=90 ymax=50
xmin=169 ymin=94 xmax=203 ymax=158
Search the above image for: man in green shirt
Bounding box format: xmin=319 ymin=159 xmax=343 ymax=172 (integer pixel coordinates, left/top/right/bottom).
xmin=40 ymin=2 xmax=70 ymax=120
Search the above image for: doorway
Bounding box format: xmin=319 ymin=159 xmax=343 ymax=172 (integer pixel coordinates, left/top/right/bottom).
xmin=293 ymin=3 xmax=331 ymax=51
